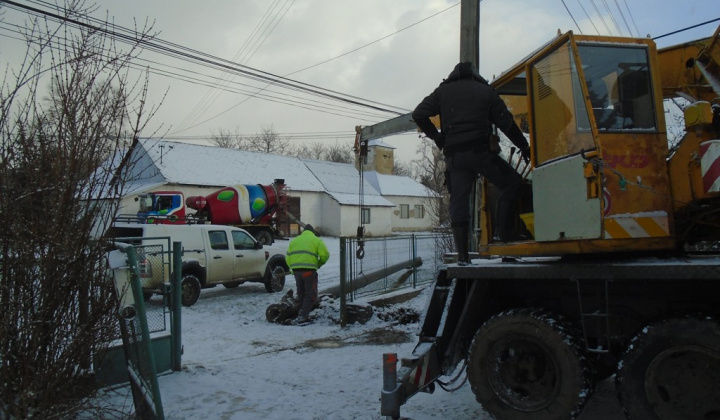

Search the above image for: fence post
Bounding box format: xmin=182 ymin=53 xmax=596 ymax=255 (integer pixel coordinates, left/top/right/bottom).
xmin=411 ymin=234 xmax=417 ymax=288
xmin=171 ymin=241 xmax=182 ymax=371
xmin=339 ymin=236 xmax=347 ymax=327
xmin=126 ymin=246 xmax=165 ymax=419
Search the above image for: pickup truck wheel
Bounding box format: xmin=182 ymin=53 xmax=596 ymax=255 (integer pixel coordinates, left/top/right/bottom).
xmin=616 ymin=315 xmax=720 ymax=420
xmin=256 ymin=230 xmax=274 ymax=245
xmin=181 ymin=274 xmax=201 ymax=306
xmin=467 ymin=308 xmax=592 ymax=420
xmin=264 ymin=261 xmax=286 ymax=293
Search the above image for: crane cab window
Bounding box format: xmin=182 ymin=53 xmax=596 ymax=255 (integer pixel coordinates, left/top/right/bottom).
xmin=531 ymin=41 xmax=595 ymax=166
xmin=577 ymin=44 xmax=656 ymax=132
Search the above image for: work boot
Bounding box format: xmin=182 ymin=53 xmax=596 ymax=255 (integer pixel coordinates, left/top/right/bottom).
xmin=290 ymin=317 xmax=312 ymax=326
xmin=451 ymin=223 xmax=472 ymax=265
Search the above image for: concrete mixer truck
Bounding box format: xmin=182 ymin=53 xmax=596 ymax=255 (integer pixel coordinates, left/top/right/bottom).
xmin=130 ymin=179 xmax=289 ymax=245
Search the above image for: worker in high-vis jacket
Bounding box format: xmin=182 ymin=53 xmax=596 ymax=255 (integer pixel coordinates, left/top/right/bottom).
xmin=285 ymin=225 xmax=330 ymax=325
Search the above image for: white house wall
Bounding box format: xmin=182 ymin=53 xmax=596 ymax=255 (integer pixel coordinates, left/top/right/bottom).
xmin=356 ymin=205 xmax=393 ymax=237
xmin=292 ymin=190 xmax=326 ymax=233
xmin=386 ymin=195 xmax=437 ymax=232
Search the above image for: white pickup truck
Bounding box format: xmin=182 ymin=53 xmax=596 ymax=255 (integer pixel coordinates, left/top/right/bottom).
xmin=109 ymin=223 xmax=288 ymax=306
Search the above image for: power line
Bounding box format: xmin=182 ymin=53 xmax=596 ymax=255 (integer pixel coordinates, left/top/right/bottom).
xmin=612 ymin=0 xmax=633 ymax=37
xmin=600 ymin=0 xmax=623 ymax=36
xmin=177 ymin=0 xmax=297 ymax=132
xmin=179 ymin=2 xmax=459 ymax=134
xmin=0 ymin=21 xmax=393 ymax=123
xmin=589 ymin=0 xmax=613 ymax=35
xmin=561 ymin=0 xmax=583 ymax=34
xmin=2 ymin=0 xmax=409 ymax=121
xmin=576 ymin=0 xmax=601 ymax=35
xmin=653 ymin=17 xmax=720 ymax=41
xmin=621 ymin=0 xmax=641 ymax=37
xmin=284 ymin=2 xmax=460 ymax=77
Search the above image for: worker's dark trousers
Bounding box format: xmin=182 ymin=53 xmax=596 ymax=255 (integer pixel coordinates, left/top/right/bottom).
xmin=445 ymin=150 xmax=522 ymax=238
xmin=293 ymin=269 xmax=318 ymax=320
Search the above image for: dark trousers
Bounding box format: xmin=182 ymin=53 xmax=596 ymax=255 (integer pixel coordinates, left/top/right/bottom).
xmin=445 ymin=150 xmax=522 ymax=237
xmin=293 ymin=269 xmax=318 ymax=320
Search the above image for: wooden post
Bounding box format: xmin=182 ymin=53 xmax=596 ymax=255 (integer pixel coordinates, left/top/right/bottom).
xmin=460 ymin=0 xmax=480 ymax=67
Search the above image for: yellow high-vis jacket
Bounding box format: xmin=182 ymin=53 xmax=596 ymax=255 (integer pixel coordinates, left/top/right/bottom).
xmin=286 ymin=230 xmax=330 ymax=272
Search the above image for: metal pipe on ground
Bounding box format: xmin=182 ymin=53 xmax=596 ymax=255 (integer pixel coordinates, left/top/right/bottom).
xmin=321 ymin=257 xmax=423 ymax=298
xmin=265 ymin=257 xmax=423 ymax=324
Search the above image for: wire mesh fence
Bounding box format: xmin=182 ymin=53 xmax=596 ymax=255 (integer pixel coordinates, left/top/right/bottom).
xmin=108 ymin=243 xmax=166 ymax=419
xmin=340 ymin=233 xmax=453 ymax=301
xmin=110 ymin=244 xmax=168 ymax=340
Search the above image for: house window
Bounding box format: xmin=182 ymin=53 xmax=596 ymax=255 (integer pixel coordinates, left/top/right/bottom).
xmin=414 ymin=205 xmax=424 ymax=218
xmin=400 ymin=204 xmax=410 ymax=219
xmin=361 ymin=208 xmax=371 ymax=224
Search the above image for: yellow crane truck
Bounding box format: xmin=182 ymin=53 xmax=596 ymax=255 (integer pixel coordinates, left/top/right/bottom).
xmin=379 ymin=25 xmax=720 ymax=420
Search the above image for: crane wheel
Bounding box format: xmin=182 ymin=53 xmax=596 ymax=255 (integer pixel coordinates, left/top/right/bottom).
xmin=467 ymin=308 xmax=593 ymax=420
xmin=616 ymin=314 xmax=720 ymax=420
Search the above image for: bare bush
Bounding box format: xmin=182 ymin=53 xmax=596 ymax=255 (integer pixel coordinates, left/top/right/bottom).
xmin=0 ymin=2 xmax=157 ymax=418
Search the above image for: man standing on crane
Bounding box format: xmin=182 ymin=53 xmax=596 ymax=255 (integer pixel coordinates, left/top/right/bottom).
xmin=412 ymin=62 xmax=530 ymax=264
xmin=285 ymin=224 xmax=330 ymax=325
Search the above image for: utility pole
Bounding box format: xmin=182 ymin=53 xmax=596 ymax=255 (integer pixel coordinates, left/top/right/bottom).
xmin=459 ymin=0 xmax=480 ymax=69
xmin=359 ymin=1 xmax=481 ymax=142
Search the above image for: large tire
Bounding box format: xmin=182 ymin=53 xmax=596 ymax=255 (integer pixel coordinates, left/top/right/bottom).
xmin=264 ymin=258 xmax=286 ymax=293
xmin=181 ymin=274 xmax=201 ymax=307
xmin=255 ymin=230 xmax=274 ymax=246
xmin=467 ymin=308 xmax=593 ymax=420
xmin=616 ymin=315 xmax=720 ymax=420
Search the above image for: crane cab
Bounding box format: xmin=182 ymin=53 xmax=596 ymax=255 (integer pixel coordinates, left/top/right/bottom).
xmin=481 ymin=32 xmax=676 ymax=256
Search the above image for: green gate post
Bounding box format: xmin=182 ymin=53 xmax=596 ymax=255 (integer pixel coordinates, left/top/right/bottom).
xmin=127 ymin=246 xmax=165 ymax=419
xmin=171 ymin=241 xmax=182 ymax=371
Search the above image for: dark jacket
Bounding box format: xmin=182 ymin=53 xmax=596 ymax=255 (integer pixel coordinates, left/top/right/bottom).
xmin=412 ymin=62 xmax=529 ymax=154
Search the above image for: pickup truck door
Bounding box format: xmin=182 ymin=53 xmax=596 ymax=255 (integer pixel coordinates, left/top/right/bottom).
xmin=206 ymin=230 xmax=235 ymax=283
xmin=231 ymin=230 xmax=265 ymax=280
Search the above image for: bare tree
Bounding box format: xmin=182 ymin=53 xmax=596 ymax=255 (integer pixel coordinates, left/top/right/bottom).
xmin=210 ymin=127 xmax=243 ymax=149
xmin=323 ymin=141 xmax=354 ymax=163
xmin=0 ymin=2 xmax=158 ymax=418
xmin=244 ymin=124 xmax=291 ymax=154
xmin=393 ymin=159 xmax=413 ymax=177
xmin=411 ymin=137 xmax=449 ymax=228
xmin=293 ymin=141 xmax=325 ymax=160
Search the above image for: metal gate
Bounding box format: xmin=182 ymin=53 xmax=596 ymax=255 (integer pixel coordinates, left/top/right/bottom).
xmin=107 ymin=242 xmax=177 ymax=420
xmin=338 ymin=233 xmax=452 ymax=324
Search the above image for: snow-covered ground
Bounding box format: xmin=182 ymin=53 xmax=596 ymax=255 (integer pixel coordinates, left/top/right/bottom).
xmin=97 ymin=236 xmax=625 ymax=419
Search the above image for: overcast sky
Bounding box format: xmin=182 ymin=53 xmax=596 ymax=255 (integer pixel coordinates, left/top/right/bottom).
xmin=2 ymin=0 xmax=718 ymax=164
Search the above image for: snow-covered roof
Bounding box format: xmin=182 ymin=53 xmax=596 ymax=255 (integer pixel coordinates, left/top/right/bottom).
xmin=302 ymin=159 xmax=393 ymax=206
xmin=139 ymin=139 xmax=325 ymax=191
xmin=127 ymin=139 xmax=422 ymax=207
xmin=363 ymin=171 xmax=437 ymax=198
xmin=367 ymin=139 xmax=396 ymax=149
